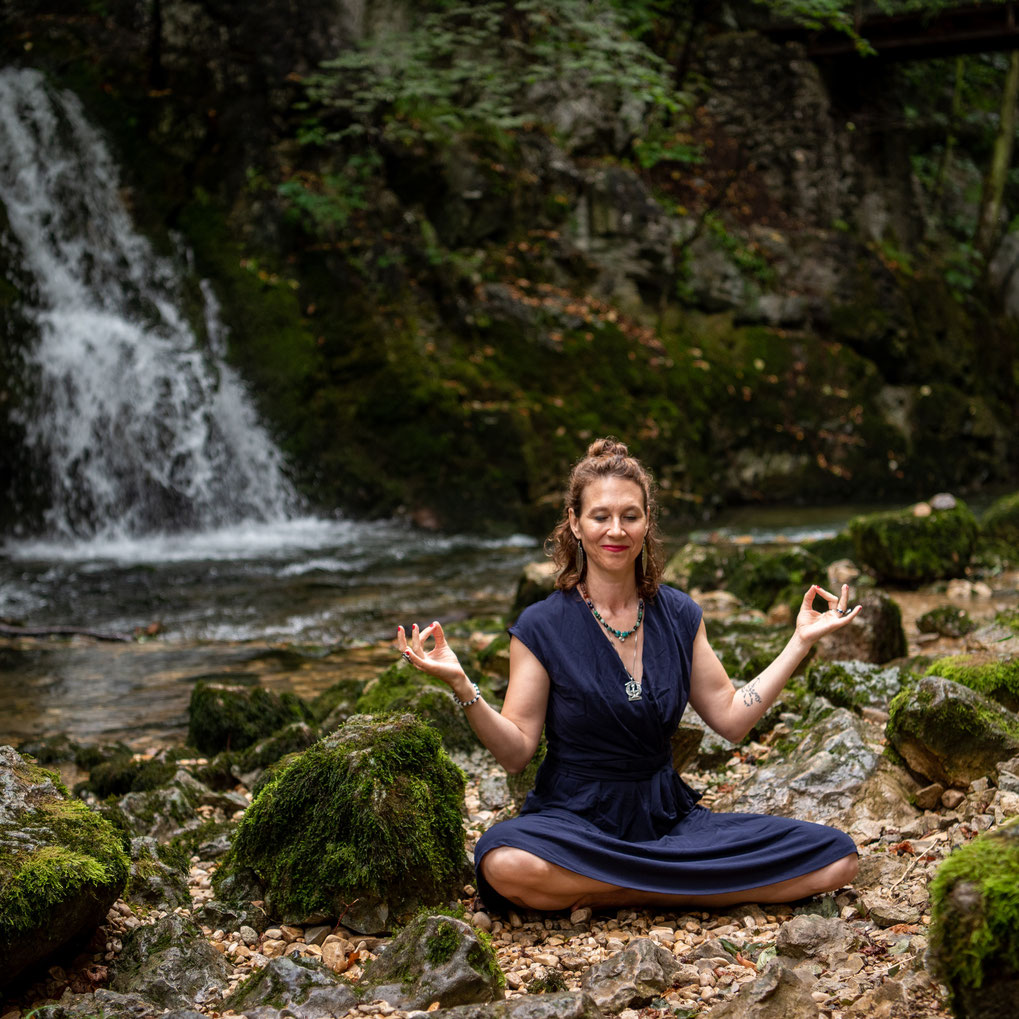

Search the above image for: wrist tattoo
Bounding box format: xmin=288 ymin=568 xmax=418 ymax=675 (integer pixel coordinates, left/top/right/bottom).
xmin=741 ymin=681 xmax=762 ymax=707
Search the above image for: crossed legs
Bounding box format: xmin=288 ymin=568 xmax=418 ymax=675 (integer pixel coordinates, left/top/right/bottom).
xmin=480 ymin=846 xmax=859 ymax=913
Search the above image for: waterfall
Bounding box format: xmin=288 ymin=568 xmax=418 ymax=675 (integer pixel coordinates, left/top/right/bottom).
xmin=0 ymin=67 xmax=299 ymax=540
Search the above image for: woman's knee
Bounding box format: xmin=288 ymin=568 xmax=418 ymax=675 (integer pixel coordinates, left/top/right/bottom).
xmin=480 ymin=847 xmax=545 ymax=895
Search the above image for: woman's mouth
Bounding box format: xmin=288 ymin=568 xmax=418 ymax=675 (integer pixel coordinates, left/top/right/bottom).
xmin=601 ymin=545 xmax=628 ymax=553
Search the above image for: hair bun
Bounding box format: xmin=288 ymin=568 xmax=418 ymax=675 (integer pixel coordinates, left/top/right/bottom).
xmin=586 ymin=437 xmax=629 ymax=459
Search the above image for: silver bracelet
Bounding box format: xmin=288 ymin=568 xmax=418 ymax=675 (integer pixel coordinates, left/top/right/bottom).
xmin=452 ymin=681 xmax=483 ymax=709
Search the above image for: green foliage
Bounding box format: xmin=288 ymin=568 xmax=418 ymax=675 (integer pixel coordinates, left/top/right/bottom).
xmin=981 ymin=490 xmax=1019 ymax=548
xmin=526 ymin=968 xmax=569 ymax=993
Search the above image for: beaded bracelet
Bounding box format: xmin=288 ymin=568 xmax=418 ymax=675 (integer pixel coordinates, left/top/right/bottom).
xmin=452 ymin=681 xmax=483 ymax=709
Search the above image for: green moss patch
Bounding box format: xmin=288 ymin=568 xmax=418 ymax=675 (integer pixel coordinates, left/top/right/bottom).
xmin=980 ymin=490 xmax=1019 ymax=549
xmin=917 ymin=606 xmax=977 ymax=639
xmin=216 ymin=714 xmax=467 ymax=930
xmin=924 ymin=655 xmax=1019 ymax=713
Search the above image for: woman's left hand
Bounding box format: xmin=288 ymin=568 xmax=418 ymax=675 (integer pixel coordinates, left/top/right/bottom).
xmin=793 ymin=583 xmax=861 ymax=645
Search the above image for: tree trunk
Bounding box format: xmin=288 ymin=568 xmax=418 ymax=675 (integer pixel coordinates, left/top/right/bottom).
xmin=975 ymin=49 xmax=1019 ymax=256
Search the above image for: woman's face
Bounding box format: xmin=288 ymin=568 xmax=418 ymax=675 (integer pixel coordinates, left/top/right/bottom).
xmin=569 ymin=476 xmax=647 ymax=579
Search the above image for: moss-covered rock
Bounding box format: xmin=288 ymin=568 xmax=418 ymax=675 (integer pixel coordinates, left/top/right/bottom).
xmin=664 ymin=542 xmax=743 ymax=593
xmin=310 ymin=678 xmax=367 ymax=729
xmin=216 ymin=714 xmax=468 ymax=934
xmin=81 ymin=752 xmax=178 ymax=799
xmin=195 ymin=721 xmax=322 ymax=792
xmin=917 ymin=605 xmax=977 ymax=638
xmin=224 ymin=955 xmax=357 ymax=1015
xmin=356 ymin=662 xmax=478 ymax=754
xmin=848 ymin=500 xmax=978 ymax=584
xmin=805 ymin=660 xmax=903 ymax=713
xmin=509 ymin=562 xmax=556 ymax=623
xmin=928 ymin=818 xmax=1019 ymax=1017
xmin=365 ymin=913 xmax=504 ymax=1009
xmin=980 ymin=490 xmax=1019 ymax=550
xmin=923 ymin=654 xmax=1019 ymax=713
xmin=725 ymin=545 xmax=824 ymax=614
xmin=0 ymin=744 xmax=129 ymax=990
xmin=886 ymin=675 xmax=1019 ymax=787
xmin=187 ymin=681 xmax=316 ymax=755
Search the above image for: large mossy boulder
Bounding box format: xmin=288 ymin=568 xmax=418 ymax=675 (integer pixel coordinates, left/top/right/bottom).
xmin=356 ymin=661 xmax=478 ymax=754
xmin=216 ymin=714 xmax=468 ymax=934
xmin=703 ymin=618 xmax=794 ymax=682
xmin=924 ymin=654 xmax=1019 ymax=713
xmin=0 ymin=745 xmax=129 ymax=990
xmin=886 ymin=675 xmax=1019 ymax=787
xmin=848 ymin=500 xmax=978 ymax=584
xmin=929 ymin=819 xmax=1019 ymax=1017
xmin=195 ymin=720 xmax=322 ymax=791
xmin=188 ymin=681 xmax=316 ymax=755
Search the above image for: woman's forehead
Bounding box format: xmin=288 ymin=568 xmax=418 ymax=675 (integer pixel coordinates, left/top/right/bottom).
xmin=579 ymin=476 xmax=645 ymax=509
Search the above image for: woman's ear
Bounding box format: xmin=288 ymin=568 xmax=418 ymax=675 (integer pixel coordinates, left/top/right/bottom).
xmin=568 ymin=507 xmax=580 ymax=541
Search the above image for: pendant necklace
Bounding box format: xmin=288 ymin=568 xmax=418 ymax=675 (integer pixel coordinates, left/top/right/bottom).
xmin=579 ymin=584 xmax=643 ymax=701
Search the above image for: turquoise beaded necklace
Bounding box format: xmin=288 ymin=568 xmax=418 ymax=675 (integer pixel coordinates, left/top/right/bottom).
xmin=579 ymin=584 xmax=644 ymax=642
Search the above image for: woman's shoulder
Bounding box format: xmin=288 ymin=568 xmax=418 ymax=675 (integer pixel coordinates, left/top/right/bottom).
xmin=652 ymin=584 xmax=703 ymax=626
xmin=511 ymin=588 xmax=576 ymax=630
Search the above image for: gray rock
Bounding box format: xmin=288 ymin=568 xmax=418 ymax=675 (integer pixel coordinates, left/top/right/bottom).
xmin=813 ymin=591 xmax=906 ymax=664
xmin=716 ymin=700 xmax=881 ymax=825
xmin=367 ymin=913 xmax=504 ymax=1010
xmin=887 ymin=674 xmax=1019 ymax=786
xmin=109 ymin=912 xmax=231 ymax=1009
xmin=861 ymin=895 xmax=921 ymax=928
xmin=776 ymin=914 xmax=860 ymax=965
xmin=579 ymin=937 xmax=684 ymax=1012
xmin=702 ymin=960 xmax=820 ymax=1018
xmin=124 ymin=836 xmax=190 ymax=910
xmin=0 ymin=745 xmax=129 ymax=990
xmin=29 ymin=988 xmax=161 ymax=1018
xmin=115 ymin=769 xmax=208 ymax=841
xmin=478 ymin=772 xmax=511 ymax=810
xmin=431 ymin=991 xmax=606 ymax=1018
xmin=223 ymin=956 xmax=357 ymax=1018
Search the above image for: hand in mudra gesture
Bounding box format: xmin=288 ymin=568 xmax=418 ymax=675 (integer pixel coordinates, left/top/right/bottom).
xmin=396 ymin=621 xmax=466 ymax=687
xmin=794 ymin=583 xmax=861 ymax=645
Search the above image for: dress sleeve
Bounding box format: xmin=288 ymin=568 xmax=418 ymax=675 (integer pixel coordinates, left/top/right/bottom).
xmin=660 ymin=585 xmax=703 ymax=651
xmin=507 ymin=595 xmax=555 ymax=672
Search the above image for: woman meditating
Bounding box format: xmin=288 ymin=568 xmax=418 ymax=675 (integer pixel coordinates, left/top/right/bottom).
xmin=397 ymin=438 xmax=859 ymax=913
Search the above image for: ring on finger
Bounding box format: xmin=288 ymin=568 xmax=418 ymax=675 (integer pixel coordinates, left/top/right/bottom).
xmin=837 ymin=607 xmax=850 ymax=616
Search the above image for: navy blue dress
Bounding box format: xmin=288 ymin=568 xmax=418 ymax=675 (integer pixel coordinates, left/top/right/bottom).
xmin=474 ymin=585 xmax=856 ymax=911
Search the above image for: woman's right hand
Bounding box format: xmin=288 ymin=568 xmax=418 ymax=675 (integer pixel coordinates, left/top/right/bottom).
xmin=396 ymin=621 xmax=467 ymax=689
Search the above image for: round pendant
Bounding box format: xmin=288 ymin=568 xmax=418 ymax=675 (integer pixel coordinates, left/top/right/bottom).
xmin=624 ymin=679 xmax=642 ymax=702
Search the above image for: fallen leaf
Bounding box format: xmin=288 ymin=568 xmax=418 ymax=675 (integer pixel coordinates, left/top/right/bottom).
xmin=735 ymin=952 xmax=757 ymax=971
xmin=427 ymin=1003 xmax=441 ymax=1012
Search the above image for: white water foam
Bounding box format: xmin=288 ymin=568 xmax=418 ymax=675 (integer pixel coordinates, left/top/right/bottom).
xmin=0 ymin=67 xmax=298 ymax=540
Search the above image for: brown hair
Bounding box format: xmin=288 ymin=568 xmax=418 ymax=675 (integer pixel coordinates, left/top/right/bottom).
xmin=546 ymin=437 xmax=663 ymax=599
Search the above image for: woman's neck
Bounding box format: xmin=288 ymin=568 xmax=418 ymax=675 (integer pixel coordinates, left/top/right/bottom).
xmin=581 ymin=571 xmax=638 ymax=612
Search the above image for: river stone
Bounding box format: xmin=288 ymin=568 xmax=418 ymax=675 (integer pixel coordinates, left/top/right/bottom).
xmin=113 ymin=767 xmax=210 ymax=840
xmin=671 ymin=721 xmax=704 ymax=772
xmin=701 ymin=959 xmax=819 ymax=1018
xmin=929 ymin=818 xmax=1019 ymax=1018
xmin=109 ymin=912 xmax=231 ymax=1008
xmin=124 ymin=835 xmax=190 ymax=910
xmin=366 ymin=913 xmax=504 ymax=1009
xmin=429 ymin=991 xmax=606 ymax=1018
xmin=804 ymin=659 xmax=904 ymax=711
xmin=510 ymin=560 xmax=557 ymax=621
xmin=886 ymin=675 xmax=1019 ymax=787
xmin=813 ymin=590 xmax=906 ymax=664
xmin=715 ymin=700 xmax=880 ymax=825
xmin=775 ymin=914 xmax=860 ymax=965
xmin=579 ymin=937 xmax=685 ymax=1012
xmin=222 ymin=955 xmax=358 ymax=1017
xmin=0 ymin=745 xmax=129 ymax=990
xmin=29 ymin=987 xmax=165 ymax=1018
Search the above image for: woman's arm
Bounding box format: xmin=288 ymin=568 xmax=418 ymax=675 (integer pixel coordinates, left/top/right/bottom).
xmin=686 ymin=584 xmax=860 ymax=744
xmin=398 ymin=622 xmax=547 ymax=774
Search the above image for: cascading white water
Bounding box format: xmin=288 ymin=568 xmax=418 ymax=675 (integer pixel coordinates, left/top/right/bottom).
xmin=0 ymin=67 xmax=299 ymax=539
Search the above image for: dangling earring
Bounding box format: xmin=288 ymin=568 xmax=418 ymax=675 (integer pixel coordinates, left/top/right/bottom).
xmin=575 ymin=539 xmax=585 ymax=577
xmin=640 ymin=540 xmax=648 ymax=576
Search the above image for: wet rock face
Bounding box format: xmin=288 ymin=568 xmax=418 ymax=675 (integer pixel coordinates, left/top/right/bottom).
xmin=805 ymin=659 xmax=904 ymax=712
xmin=886 ymin=674 xmax=1019 ymax=787
xmin=0 ymin=744 xmax=129 ymax=990
xmin=217 ymin=714 xmax=468 ymax=934
xmin=188 ymin=682 xmax=316 ymax=755
xmin=929 ymin=818 xmax=1019 ymax=1018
